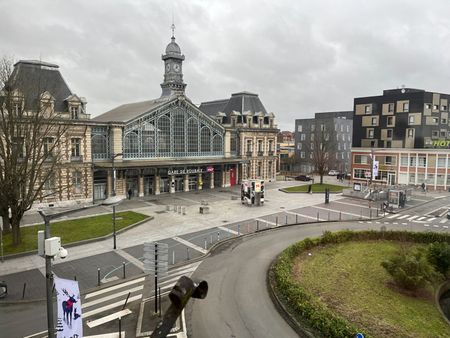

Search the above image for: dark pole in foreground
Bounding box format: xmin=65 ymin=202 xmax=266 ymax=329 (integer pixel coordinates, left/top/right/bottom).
xmin=113 ymin=205 xmax=116 ymax=250
xmin=155 ymin=242 xmax=158 ymax=314
xmin=44 ymin=216 xmax=54 ymax=338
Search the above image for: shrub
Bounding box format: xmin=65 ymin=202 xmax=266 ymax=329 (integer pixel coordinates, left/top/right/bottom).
xmin=426 ymin=241 xmax=450 ymax=276
xmin=381 ymin=248 xmax=440 ymax=291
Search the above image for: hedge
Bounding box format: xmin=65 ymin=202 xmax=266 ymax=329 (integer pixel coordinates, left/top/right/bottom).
xmin=272 ymin=230 xmax=450 ymax=338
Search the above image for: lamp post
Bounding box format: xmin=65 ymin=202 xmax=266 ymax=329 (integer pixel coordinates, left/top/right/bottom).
xmin=102 ymin=195 xmax=124 ymax=250
xmin=38 ymin=204 xmax=99 ymax=337
xmin=0 ymin=217 xmax=3 ymax=263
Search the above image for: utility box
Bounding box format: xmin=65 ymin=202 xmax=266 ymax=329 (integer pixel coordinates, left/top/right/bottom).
xmin=45 ymin=237 xmax=61 ymax=257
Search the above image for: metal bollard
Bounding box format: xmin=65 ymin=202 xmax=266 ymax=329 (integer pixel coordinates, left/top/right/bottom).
xmin=247 ymin=224 xmax=250 ymax=233
xmin=217 ymin=232 xmax=220 ymax=242
xmin=317 ymin=211 xmax=319 ymax=221
xmin=172 ymin=250 xmax=175 ymax=265
xmin=276 ymin=216 xmax=278 ymax=226
xmin=74 ymin=276 xmax=77 ymax=281
xmin=122 ymin=262 xmax=126 ymax=279
xmin=377 ymin=208 xmax=379 ymax=217
xmin=204 ymin=238 xmax=207 ymax=250
xmin=328 ymin=212 xmax=330 ymax=221
xmin=186 ymin=248 xmax=190 ymax=260
xmin=210 ymin=234 xmax=213 ymax=244
xmin=285 ymin=215 xmax=288 ymax=225
xmin=339 ymin=212 xmax=342 ymax=221
xmin=119 ymin=317 xmax=122 ymax=338
xmin=296 ymin=214 xmax=298 ymax=223
xmin=97 ymin=268 xmax=101 ymax=286
xmin=370 ymin=209 xmax=372 ymax=219
xmin=256 ymin=221 xmax=259 ymax=231
xmin=22 ymin=283 xmax=27 ymax=299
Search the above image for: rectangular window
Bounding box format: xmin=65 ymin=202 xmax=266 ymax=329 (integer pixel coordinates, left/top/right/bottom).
xmin=300 ymin=134 xmax=305 ymax=141
xmin=386 ymin=141 xmax=392 ymax=148
xmin=297 ymin=125 xmax=302 ymax=132
xmin=258 ymin=140 xmax=263 ymax=152
xmin=320 ymin=124 xmax=325 ymax=131
xmin=407 ymin=129 xmax=414 ymax=137
xmin=246 ymin=140 xmax=252 ymax=152
xmin=426 ymin=104 xmax=431 ymax=109
xmin=311 ymin=124 xmax=315 ymax=131
xmin=418 ymin=156 xmax=426 ymax=167
xmin=401 ymin=156 xmax=408 ymax=166
xmin=346 ymin=125 xmax=350 ymax=132
xmin=310 ymin=143 xmax=314 ymax=150
xmin=409 ymin=115 xmax=414 ymax=124
xmin=438 ymin=157 xmax=446 ymax=168
xmin=300 ymin=152 xmax=305 ymax=158
xmin=338 ymin=143 xmax=341 ymax=150
xmin=434 ymin=104 xmax=439 ymax=110
xmin=433 ymin=117 xmax=439 ymax=124
xmin=371 ymin=117 xmax=377 ymax=125
xmin=44 ymin=173 xmax=56 ymax=192
xmin=409 ymin=156 xmax=417 ymax=166
xmin=343 ymin=143 xmax=347 ymax=150
xmin=403 ymin=102 xmax=409 ymax=112
xmin=297 ymin=143 xmax=302 ymax=150
xmin=70 ymin=106 xmax=79 ymax=119
xmin=387 ymin=129 xmax=393 ymax=138
xmin=268 ymin=140 xmax=273 ymax=152
xmin=71 ymin=138 xmax=81 ymax=158
xmin=385 ymin=156 xmax=394 ymax=165
xmin=387 ymin=116 xmax=394 ymax=126
xmin=365 ymin=105 xmax=371 ymax=114
xmin=442 ymin=118 xmax=447 ymax=124
xmin=432 ymin=130 xmax=439 ymax=138
xmin=13 ymin=137 xmax=25 ymax=158
xmin=368 ymin=129 xmax=374 ymax=138
xmin=72 ymin=171 xmax=82 ymax=194
xmin=442 ymin=105 xmax=447 ymax=111
xmin=354 ymin=155 xmax=368 ymax=164
xmin=340 ymin=125 xmax=344 ymax=132
xmin=388 ymin=103 xmax=394 ymax=112
xmin=43 ymin=137 xmax=54 ymax=157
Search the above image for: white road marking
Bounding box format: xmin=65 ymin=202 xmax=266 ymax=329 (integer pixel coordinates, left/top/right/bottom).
xmin=173 ymin=236 xmax=207 ymax=254
xmin=402 ymin=223 xmax=408 ymax=225
xmin=397 ymin=214 xmax=410 ymax=220
xmin=426 ymin=217 xmax=437 ymax=222
xmin=444 ymin=226 xmax=449 ymax=229
xmin=433 ymin=224 xmax=440 ymax=228
xmin=83 ymin=295 xmax=141 ymax=318
xmin=439 ymin=219 xmax=448 ymax=224
xmin=384 ymin=222 xmax=389 ymax=224
xmin=376 ymin=221 xmax=380 ymax=224
xmin=387 ymin=214 xmax=400 ymax=219
xmin=393 ymin=222 xmax=398 ymax=225
xmin=285 ymin=210 xmax=326 ymax=222
xmin=255 ymin=218 xmax=277 ymax=227
xmin=218 ymin=226 xmax=239 ymax=235
xmin=407 ymin=215 xmax=419 ymax=221
xmin=331 ymin=200 xmax=372 ymax=209
xmin=116 ymin=249 xmax=144 ymax=270
xmin=83 ymin=285 xmax=143 ymax=309
xmin=358 ymin=221 xmax=363 ymax=224
xmin=411 ymin=197 xmax=429 ymax=202
xmin=417 ymin=216 xmax=426 ymax=221
xmin=367 ymin=221 xmax=372 ymax=224
xmin=424 ymin=224 xmax=430 ymax=227
xmin=85 ymin=277 xmax=145 ymax=299
xmin=87 ymin=309 xmax=132 ymax=328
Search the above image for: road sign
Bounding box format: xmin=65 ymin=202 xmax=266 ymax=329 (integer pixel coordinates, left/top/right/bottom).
xmin=355 ymin=333 xmax=364 ymax=338
xmin=143 ymin=242 xmax=169 ymax=277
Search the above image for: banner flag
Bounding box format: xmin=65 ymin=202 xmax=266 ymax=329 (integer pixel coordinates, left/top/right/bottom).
xmin=54 ymin=277 xmax=83 ymax=338
xmin=373 ymin=160 xmax=379 ymax=178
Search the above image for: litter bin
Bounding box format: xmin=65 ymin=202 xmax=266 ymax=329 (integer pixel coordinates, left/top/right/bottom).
xmin=0 ymin=281 xmax=7 ymax=298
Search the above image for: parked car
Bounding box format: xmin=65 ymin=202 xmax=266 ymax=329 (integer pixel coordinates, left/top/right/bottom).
xmin=0 ymin=281 xmax=7 ymax=298
xmin=328 ymin=170 xmax=340 ymax=176
xmin=295 ymin=175 xmax=312 ymax=181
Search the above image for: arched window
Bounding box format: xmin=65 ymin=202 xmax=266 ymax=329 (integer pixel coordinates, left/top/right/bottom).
xmin=173 ymin=112 xmax=185 ymax=153
xmin=158 ymin=115 xmax=171 ymax=154
xmin=200 ymin=127 xmax=211 ymax=152
xmin=72 ymin=170 xmax=82 ymax=194
xmin=141 ymin=121 xmax=155 ymax=156
xmin=212 ymin=134 xmax=222 ymax=152
xmin=124 ymin=131 xmax=138 ymax=155
xmin=187 ymin=118 xmax=198 ymax=153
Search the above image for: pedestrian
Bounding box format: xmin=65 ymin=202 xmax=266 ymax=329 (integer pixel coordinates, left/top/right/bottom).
xmin=128 ymin=188 xmax=132 ymax=200
xmin=421 ymin=182 xmax=426 ymax=192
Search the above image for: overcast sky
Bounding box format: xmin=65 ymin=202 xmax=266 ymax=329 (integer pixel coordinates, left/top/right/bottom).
xmin=2 ymin=0 xmax=450 ymax=131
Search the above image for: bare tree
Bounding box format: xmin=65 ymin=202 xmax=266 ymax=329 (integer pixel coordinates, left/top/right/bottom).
xmin=0 ymin=57 xmax=68 ymax=245
xmin=307 ymin=124 xmax=337 ymax=184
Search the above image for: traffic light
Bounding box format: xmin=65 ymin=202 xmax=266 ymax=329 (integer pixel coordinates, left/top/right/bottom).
xmin=151 ymin=276 xmax=208 ymax=338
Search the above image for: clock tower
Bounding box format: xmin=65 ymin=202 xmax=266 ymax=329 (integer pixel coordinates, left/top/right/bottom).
xmin=160 ymin=26 xmax=186 ymax=97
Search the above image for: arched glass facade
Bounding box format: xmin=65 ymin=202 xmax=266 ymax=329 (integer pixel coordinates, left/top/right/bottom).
xmin=122 ymin=102 xmax=224 ymax=159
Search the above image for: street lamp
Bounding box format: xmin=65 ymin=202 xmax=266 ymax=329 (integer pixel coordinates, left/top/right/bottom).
xmin=38 ymin=204 xmax=98 ymax=337
xmin=0 ymin=217 xmax=3 ymax=263
xmin=102 ymin=195 xmax=124 ymax=249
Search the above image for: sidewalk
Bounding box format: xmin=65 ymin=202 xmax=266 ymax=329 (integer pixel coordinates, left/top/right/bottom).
xmin=0 ymin=180 xmax=325 ymax=277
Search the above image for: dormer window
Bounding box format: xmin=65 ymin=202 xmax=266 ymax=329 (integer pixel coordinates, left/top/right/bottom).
xmin=12 ymin=102 xmax=22 ymax=114
xmin=71 ymin=106 xmax=79 ymax=119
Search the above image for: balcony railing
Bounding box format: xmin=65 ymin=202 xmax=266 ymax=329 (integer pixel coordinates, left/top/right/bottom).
xmin=257 ymin=151 xmax=264 ymax=156
xmin=70 ymin=155 xmax=83 ymax=162
xmin=268 ymin=151 xmax=274 ymax=156
xmin=246 ymin=151 xmax=253 ymax=157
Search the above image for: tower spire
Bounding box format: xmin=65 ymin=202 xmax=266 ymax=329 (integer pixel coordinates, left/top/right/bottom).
xmin=171 ymin=11 xmax=175 ymax=38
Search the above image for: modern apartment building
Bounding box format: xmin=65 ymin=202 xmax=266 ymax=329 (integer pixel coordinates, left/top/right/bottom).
xmin=351 ymin=88 xmax=450 ymax=190
xmin=295 ymin=111 xmax=353 ymax=173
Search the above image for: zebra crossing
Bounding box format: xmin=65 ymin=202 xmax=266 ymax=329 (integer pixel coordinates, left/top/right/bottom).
xmin=84 ymin=261 xmax=201 ymax=329
xmin=386 ymin=213 xmax=445 ymax=224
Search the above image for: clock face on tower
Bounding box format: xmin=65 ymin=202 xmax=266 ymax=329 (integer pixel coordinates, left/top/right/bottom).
xmin=173 ymin=64 xmax=180 ymax=72
xmin=166 ymin=63 xmax=170 ymax=72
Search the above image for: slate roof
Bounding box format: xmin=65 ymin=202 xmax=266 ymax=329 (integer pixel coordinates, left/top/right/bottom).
xmin=199 ymin=91 xmax=268 ymax=118
xmin=9 ymin=60 xmax=73 ymax=112
xmin=93 ymin=99 xmax=166 ymax=123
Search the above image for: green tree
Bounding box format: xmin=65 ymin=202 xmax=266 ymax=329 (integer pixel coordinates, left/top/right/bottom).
xmin=426 ymin=242 xmax=450 ymax=276
xmin=381 ymin=249 xmax=440 ymax=291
